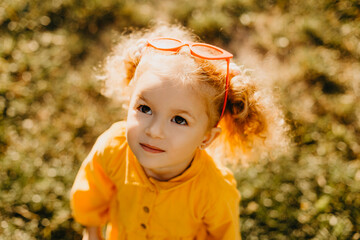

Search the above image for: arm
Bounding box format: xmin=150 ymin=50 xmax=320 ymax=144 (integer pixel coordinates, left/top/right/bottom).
xmin=70 ymin=124 xmax=124 ymax=227
xmin=203 ymin=192 xmax=241 ymax=240
xmin=70 ymin=152 xmax=115 ymax=226
xmin=201 ymin=169 xmax=242 ymax=240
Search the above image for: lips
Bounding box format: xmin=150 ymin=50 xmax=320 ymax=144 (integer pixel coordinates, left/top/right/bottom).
xmin=140 ymin=143 xmax=165 ymax=153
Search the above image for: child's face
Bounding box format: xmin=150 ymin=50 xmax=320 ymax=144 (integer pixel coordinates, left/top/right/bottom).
xmin=126 ymin=67 xmax=216 ymax=180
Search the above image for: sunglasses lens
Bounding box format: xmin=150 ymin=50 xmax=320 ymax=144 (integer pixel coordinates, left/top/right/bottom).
xmin=151 ymin=39 xmax=182 ymax=49
xmin=191 ymin=44 xmax=223 ymax=58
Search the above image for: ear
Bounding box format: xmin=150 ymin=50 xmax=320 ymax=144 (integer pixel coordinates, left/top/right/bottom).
xmin=199 ymin=127 xmax=222 ymax=150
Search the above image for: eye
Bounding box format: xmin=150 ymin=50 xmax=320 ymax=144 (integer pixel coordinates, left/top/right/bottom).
xmin=172 ymin=116 xmax=188 ymax=125
xmin=137 ymin=105 xmax=152 ymax=115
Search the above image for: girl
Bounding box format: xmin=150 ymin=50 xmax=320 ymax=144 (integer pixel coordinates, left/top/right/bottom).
xmin=71 ymin=24 xmax=285 ymax=240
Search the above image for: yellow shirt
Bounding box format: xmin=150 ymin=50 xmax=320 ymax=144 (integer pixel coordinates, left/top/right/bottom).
xmin=70 ymin=121 xmax=241 ymax=240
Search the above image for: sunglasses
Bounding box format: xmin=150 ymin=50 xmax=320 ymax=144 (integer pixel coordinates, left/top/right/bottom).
xmin=147 ymin=37 xmax=233 ymax=124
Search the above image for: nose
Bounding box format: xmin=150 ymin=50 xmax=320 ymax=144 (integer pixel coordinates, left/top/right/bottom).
xmin=145 ymin=118 xmax=165 ymax=139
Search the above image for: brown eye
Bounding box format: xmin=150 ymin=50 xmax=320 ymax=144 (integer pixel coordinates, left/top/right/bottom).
xmin=138 ymin=105 xmax=152 ymax=115
xmin=172 ymin=116 xmax=188 ymax=125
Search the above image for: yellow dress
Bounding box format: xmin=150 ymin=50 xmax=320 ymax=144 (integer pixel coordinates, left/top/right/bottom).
xmin=70 ymin=121 xmax=241 ymax=240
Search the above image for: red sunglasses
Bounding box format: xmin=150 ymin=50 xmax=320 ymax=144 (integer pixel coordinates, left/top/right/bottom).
xmin=147 ymin=37 xmax=233 ymax=124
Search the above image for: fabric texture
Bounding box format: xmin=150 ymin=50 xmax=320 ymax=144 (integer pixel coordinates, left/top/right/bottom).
xmin=70 ymin=121 xmax=241 ymax=240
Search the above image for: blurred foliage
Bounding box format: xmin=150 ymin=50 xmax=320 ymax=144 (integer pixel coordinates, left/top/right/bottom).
xmin=0 ymin=0 xmax=359 ymax=239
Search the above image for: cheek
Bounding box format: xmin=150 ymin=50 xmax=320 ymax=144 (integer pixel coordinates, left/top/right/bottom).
xmin=126 ymin=120 xmax=136 ymax=141
xmin=126 ymin=111 xmax=141 ymax=137
xmin=170 ymin=129 xmax=204 ymax=149
xmin=126 ymin=121 xmax=143 ymax=152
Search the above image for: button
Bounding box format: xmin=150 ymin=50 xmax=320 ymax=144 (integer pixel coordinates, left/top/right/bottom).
xmin=140 ymin=223 xmax=146 ymax=229
xmin=143 ymin=206 xmax=149 ymax=213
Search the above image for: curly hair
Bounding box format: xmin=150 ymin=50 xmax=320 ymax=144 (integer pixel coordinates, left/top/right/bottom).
xmin=99 ymin=22 xmax=288 ymax=164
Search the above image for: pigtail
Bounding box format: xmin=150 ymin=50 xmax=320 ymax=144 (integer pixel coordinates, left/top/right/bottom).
xmin=123 ymin=43 xmax=143 ymax=85
xmin=222 ymin=73 xmax=265 ymax=148
xmin=99 ymin=35 xmax=143 ymax=104
xmin=215 ymin=66 xmax=288 ymax=163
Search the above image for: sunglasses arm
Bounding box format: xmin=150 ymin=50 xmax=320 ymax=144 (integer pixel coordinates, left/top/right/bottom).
xmin=216 ymin=58 xmax=230 ymax=127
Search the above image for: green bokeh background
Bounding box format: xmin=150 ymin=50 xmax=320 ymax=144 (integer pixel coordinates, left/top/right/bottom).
xmin=0 ymin=0 xmax=359 ymax=239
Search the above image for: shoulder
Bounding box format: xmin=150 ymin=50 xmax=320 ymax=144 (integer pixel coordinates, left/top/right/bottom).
xmin=192 ymin=151 xmax=240 ymax=218
xmin=98 ymin=121 xmax=127 ymax=143
xmin=88 ymin=121 xmax=128 ymax=176
xmin=197 ymin=151 xmax=240 ymax=200
xmin=94 ymin=121 xmax=127 ymax=151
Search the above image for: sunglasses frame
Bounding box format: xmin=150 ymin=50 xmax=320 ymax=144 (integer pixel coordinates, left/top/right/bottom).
xmin=146 ymin=37 xmax=233 ymax=125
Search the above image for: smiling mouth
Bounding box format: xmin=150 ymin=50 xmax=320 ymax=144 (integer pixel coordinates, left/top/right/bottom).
xmin=140 ymin=143 xmax=165 ymax=153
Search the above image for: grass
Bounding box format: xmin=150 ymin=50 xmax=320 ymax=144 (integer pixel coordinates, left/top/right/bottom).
xmin=0 ymin=0 xmax=359 ymax=239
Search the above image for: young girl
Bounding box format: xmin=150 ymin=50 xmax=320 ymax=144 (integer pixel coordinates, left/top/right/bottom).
xmin=70 ymin=24 xmax=285 ymax=240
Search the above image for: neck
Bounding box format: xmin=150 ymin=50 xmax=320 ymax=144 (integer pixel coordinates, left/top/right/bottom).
xmin=143 ymin=158 xmax=194 ymax=181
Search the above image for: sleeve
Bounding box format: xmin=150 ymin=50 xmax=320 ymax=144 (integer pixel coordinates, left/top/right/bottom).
xmin=70 ymin=122 xmax=126 ymax=226
xmin=203 ymin=174 xmax=241 ymax=240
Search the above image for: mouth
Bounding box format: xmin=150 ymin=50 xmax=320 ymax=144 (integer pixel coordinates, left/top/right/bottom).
xmin=140 ymin=143 xmax=165 ymax=153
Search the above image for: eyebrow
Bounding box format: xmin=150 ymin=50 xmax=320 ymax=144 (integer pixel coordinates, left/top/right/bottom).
xmin=138 ymin=95 xmax=147 ymax=102
xmin=137 ymin=94 xmax=196 ymax=121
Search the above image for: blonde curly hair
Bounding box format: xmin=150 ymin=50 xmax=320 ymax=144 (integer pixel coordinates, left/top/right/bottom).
xmin=99 ymin=22 xmax=288 ymax=164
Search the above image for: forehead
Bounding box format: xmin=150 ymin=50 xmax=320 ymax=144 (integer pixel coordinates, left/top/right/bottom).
xmin=133 ymin=68 xmax=206 ymax=107
xmin=135 ymin=53 xmax=197 ymax=83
